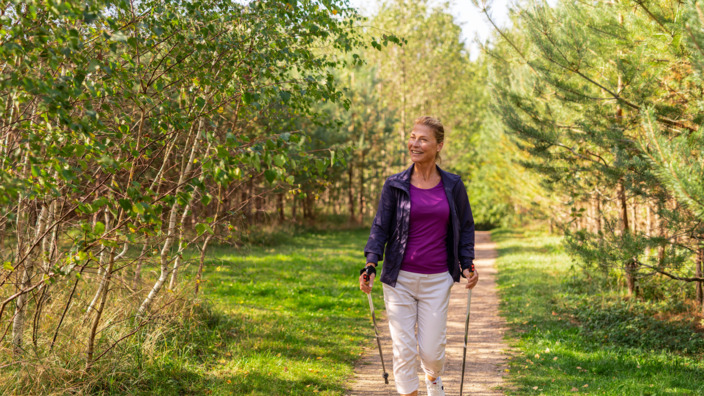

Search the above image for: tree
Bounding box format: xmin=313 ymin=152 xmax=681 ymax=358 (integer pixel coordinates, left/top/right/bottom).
xmin=483 ymin=0 xmax=704 ymax=300
xmin=0 ymin=0 xmax=373 ymax=382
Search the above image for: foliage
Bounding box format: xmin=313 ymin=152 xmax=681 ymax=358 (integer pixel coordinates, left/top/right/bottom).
xmin=493 ymin=229 xmax=704 ymax=395
xmin=0 ymin=0 xmax=381 ymax=380
xmin=483 ymin=0 xmax=704 ymax=300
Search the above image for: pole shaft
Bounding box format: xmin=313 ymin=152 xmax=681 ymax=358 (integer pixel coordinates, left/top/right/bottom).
xmin=367 ymin=292 xmax=389 ymax=384
xmin=460 ymin=288 xmax=472 ymax=395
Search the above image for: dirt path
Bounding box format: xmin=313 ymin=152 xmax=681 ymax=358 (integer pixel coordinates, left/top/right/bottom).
xmin=348 ymin=231 xmax=510 ymax=395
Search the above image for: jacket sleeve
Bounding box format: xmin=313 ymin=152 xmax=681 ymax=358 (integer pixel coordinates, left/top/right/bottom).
xmin=364 ymin=179 xmax=395 ymax=265
xmin=455 ymin=178 xmax=476 ymax=272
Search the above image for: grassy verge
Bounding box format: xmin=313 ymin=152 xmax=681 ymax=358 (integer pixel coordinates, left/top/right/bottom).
xmin=492 ymin=228 xmax=704 ymax=395
xmin=126 ymin=228 xmax=375 ymax=395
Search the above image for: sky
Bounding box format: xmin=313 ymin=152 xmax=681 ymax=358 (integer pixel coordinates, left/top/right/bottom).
xmin=348 ymin=0 xmax=518 ymax=60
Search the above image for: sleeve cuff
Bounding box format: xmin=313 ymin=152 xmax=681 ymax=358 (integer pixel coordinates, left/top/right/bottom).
xmin=366 ymin=253 xmax=380 ymax=265
xmin=460 ymin=260 xmax=475 ymax=274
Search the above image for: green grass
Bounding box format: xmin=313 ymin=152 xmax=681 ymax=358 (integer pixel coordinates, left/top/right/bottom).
xmin=492 ymin=228 xmax=704 ymax=395
xmin=123 ymin=228 xmax=376 ymax=395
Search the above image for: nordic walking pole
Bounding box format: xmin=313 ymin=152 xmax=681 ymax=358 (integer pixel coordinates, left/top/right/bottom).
xmin=362 ymin=267 xmax=389 ymax=384
xmin=459 ymin=272 xmax=474 ymax=396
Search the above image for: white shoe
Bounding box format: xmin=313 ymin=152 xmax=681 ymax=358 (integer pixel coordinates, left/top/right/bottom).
xmin=425 ymin=376 xmax=445 ymax=396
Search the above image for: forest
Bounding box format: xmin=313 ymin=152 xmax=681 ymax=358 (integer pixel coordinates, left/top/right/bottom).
xmin=1 ymin=0 xmax=703 ymax=394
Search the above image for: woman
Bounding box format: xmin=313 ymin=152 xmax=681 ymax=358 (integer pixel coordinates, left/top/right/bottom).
xmin=359 ymin=116 xmax=479 ymax=396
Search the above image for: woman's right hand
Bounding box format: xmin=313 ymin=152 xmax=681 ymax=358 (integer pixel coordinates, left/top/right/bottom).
xmin=359 ymin=263 xmax=376 ymax=294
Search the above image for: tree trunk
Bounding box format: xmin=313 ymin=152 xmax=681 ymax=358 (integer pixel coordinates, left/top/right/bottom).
xmin=594 ymin=194 xmax=602 ymax=234
xmin=333 ymin=182 xmax=340 ymax=216
xmin=255 ymin=192 xmax=264 ymax=222
xmin=619 ymin=182 xmax=636 ymax=297
xmin=657 ymin=202 xmax=666 ymax=268
xmin=348 ymin=163 xmax=355 ymax=223
xmin=86 ymin=209 xmax=112 ymax=317
xmin=631 ymin=201 xmax=638 ymax=233
xmin=697 ymin=246 xmax=704 ymax=313
xmin=195 ymin=234 xmax=213 ymax=297
xmin=138 ymin=120 xmax=202 ymax=316
xmin=86 ymin=246 xmax=116 ymax=371
xmin=242 ymin=178 xmax=252 ymax=219
xmin=168 ymin=201 xmax=192 ymax=290
xmin=11 ymin=147 xmax=30 ymax=354
xmin=133 ymin=243 xmax=148 ymax=290
xmin=277 ymin=193 xmax=285 ymax=222
xmin=13 ymin=205 xmax=47 ymax=354
xmin=358 ymin=153 xmax=365 ymax=223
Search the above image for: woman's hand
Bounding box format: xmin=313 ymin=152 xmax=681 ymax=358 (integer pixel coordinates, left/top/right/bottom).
xmin=463 ymin=268 xmax=479 ymax=289
xmin=359 ymin=263 xmax=376 ymax=294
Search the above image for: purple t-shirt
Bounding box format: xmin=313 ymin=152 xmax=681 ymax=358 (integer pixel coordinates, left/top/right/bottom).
xmin=400 ymin=180 xmax=449 ymax=274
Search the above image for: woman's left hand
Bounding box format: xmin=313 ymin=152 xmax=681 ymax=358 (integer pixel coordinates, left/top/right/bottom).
xmin=463 ymin=269 xmax=479 ymax=289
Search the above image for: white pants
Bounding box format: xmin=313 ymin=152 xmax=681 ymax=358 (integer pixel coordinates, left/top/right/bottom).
xmin=383 ymin=270 xmax=454 ymax=394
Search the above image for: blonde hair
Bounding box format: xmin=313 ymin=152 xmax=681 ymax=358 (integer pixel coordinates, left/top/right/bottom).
xmin=413 ymin=116 xmax=444 ymax=161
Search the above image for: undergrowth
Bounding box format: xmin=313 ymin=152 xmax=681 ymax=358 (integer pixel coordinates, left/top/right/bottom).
xmin=492 ymin=228 xmax=704 ymax=395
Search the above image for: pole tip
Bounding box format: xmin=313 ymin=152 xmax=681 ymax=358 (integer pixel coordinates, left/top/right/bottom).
xmin=383 ymin=372 xmax=389 ymax=384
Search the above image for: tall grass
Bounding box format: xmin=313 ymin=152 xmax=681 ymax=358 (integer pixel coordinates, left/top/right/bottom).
xmin=1 ymin=227 xmax=375 ymax=395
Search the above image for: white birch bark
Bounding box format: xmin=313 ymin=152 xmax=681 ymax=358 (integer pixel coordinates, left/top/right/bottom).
xmin=137 ymin=119 xmax=203 ymax=316
xmin=85 ymin=209 xmax=112 ymax=317
xmin=12 ymin=203 xmax=48 ymax=352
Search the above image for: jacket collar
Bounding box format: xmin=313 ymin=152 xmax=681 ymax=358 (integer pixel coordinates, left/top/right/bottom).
xmin=387 ymin=163 xmax=460 ymax=193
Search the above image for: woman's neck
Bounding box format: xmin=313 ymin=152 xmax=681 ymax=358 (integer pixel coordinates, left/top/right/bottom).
xmin=413 ymin=161 xmax=438 ymax=182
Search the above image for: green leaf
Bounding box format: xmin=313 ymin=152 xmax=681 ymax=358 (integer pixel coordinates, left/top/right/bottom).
xmin=118 ymin=199 xmax=132 ymax=211
xmin=94 ymin=221 xmax=105 ymax=235
xmin=264 ymin=169 xmax=277 ymax=183
xmin=201 ymin=193 xmax=212 ymax=206
xmin=195 ymin=223 xmax=213 ymax=237
xmin=3 ymin=261 xmax=14 ymax=271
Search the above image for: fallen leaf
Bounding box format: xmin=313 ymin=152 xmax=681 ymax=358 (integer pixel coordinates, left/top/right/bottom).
xmin=533 ymin=386 xmax=538 ymax=390
xmin=583 ymin=384 xmax=589 ymax=388
xmin=571 ymin=387 xmax=578 ymax=392
xmin=553 ymin=356 xmax=558 ymax=361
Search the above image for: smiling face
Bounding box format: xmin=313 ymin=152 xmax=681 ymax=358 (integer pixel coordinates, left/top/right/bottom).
xmin=408 ymin=123 xmax=443 ymax=165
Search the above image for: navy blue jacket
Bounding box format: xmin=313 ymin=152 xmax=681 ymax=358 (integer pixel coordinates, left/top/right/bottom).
xmin=364 ymin=164 xmax=476 ymax=287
